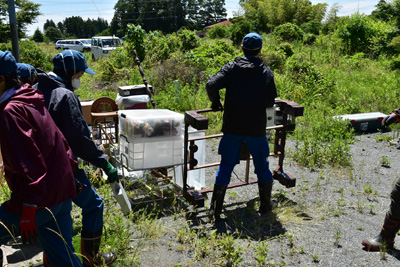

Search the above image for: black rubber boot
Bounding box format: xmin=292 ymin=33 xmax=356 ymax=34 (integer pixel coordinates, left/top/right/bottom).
xmin=81 ymin=230 xmax=117 ymax=266
xmin=258 ymin=182 xmax=273 ymax=213
xmin=209 ymin=184 xmax=227 ymax=221
xmin=362 ymin=213 xmax=400 ymax=251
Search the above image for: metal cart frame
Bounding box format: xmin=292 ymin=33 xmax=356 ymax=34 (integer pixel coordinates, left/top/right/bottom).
xmin=182 ymin=99 xmax=304 ymax=208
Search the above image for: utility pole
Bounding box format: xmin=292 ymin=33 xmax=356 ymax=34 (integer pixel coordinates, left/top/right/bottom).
xmin=8 ymin=0 xmax=20 ymax=62
xmin=174 ymin=0 xmax=177 ymax=33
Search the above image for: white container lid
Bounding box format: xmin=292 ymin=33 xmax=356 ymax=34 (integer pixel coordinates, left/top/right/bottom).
xmin=118 ymin=109 xmax=184 ymax=120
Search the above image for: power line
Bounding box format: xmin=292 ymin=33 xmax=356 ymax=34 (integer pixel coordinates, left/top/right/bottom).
xmin=91 ymin=0 xmax=102 ymax=17
xmin=121 ymin=16 xmax=176 ymax=22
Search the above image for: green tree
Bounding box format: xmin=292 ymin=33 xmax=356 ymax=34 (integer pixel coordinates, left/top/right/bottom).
xmin=371 ymin=0 xmax=394 ymax=22
xmin=300 ymin=20 xmax=321 ymax=35
xmin=0 ymin=0 xmax=41 ymax=41
xmin=125 ymin=24 xmax=146 ymax=62
xmin=274 ymin=22 xmax=304 ymax=42
xmin=57 ymin=22 xmax=64 ymax=35
xmin=207 ymin=24 xmax=230 ymax=38
xmin=178 ymin=29 xmax=200 ymax=51
xmin=337 ymin=13 xmax=375 ymax=54
xmin=241 ymin=0 xmax=326 ymax=30
xmin=111 ymin=0 xmax=187 ymax=35
xmin=393 ymin=0 xmax=400 ymax=29
xmin=321 ymin=3 xmax=342 ymax=34
xmin=63 ymin=16 xmax=85 ymax=38
xmin=45 ymin=26 xmax=63 ymax=42
xmin=43 ymin=19 xmax=56 ymax=32
xmin=229 ymin=17 xmax=255 ymax=45
xmin=198 ymin=0 xmax=227 ymax=28
xmin=32 ymin=28 xmax=44 ymax=42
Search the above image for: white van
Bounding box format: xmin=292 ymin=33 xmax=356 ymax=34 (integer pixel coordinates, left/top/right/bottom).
xmin=55 ymin=39 xmax=91 ymax=52
xmin=91 ymin=36 xmax=122 ymax=60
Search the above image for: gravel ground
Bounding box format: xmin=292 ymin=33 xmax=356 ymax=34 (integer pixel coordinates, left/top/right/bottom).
xmin=5 ymin=131 xmax=400 ymax=266
xmin=137 ymin=131 xmax=400 ymax=267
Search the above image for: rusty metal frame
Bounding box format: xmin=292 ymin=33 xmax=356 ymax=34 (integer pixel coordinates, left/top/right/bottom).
xmin=182 ymin=100 xmax=304 ymax=208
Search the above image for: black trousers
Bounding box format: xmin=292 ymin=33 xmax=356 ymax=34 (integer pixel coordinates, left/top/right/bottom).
xmin=390 ymin=177 xmax=400 ymax=219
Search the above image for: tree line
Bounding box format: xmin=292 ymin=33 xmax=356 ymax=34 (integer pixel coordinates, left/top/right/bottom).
xmin=110 ymin=0 xmax=227 ymax=37
xmin=32 ymin=17 xmax=110 ymax=42
xmin=3 ymin=0 xmax=400 ymax=50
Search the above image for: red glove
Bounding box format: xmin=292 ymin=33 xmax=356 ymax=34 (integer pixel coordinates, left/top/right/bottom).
xmin=20 ymin=203 xmax=38 ymax=244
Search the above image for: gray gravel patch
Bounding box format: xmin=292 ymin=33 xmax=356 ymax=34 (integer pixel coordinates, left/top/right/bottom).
xmin=137 ymin=132 xmax=400 ymax=266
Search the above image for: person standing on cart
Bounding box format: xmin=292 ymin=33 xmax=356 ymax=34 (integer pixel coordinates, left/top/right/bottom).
xmin=206 ymin=33 xmax=277 ymax=221
xmin=35 ymin=49 xmax=118 ymax=266
xmin=362 ymin=112 xmax=400 ymax=250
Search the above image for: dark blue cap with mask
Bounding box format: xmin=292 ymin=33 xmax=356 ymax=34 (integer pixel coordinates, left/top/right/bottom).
xmin=242 ymin=33 xmax=263 ymax=50
xmin=0 ymin=51 xmax=17 ymax=75
xmin=53 ymin=49 xmax=95 ymax=75
xmin=17 ymin=63 xmax=36 ymax=78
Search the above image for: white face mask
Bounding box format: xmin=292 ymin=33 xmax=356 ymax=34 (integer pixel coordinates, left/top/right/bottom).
xmin=71 ymin=78 xmax=81 ymax=90
xmin=60 ymin=50 xmax=79 ymax=89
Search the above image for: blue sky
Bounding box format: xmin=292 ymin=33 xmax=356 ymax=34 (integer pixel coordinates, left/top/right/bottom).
xmin=26 ymin=0 xmax=380 ymax=36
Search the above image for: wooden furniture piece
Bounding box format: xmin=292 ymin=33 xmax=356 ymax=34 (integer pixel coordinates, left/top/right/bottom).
xmin=91 ymin=97 xmax=119 ymax=146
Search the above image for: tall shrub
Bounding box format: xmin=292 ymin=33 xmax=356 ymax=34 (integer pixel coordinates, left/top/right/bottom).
xmin=178 ymin=29 xmax=200 ymax=51
xmin=273 ymin=23 xmax=304 ymax=42
xmin=126 ymin=24 xmax=147 ymax=62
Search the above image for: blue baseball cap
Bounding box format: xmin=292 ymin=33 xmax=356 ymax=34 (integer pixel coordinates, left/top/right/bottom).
xmin=0 ymin=51 xmax=17 ymax=75
xmin=17 ymin=63 xmax=36 ymax=78
xmin=242 ymin=33 xmax=263 ymax=50
xmin=53 ymin=49 xmax=95 ymax=75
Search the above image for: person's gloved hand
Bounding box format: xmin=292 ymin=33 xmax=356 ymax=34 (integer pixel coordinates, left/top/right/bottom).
xmin=20 ymin=203 xmax=38 ymax=244
xmin=382 ymin=113 xmax=399 ymax=127
xmin=211 ymin=101 xmax=224 ymax=111
xmin=102 ymin=161 xmax=119 ymax=183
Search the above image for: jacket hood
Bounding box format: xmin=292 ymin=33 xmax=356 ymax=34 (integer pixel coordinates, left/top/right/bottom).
xmin=9 ymin=83 xmax=45 ymax=109
xmin=35 ymin=68 xmax=68 ymax=90
xmin=234 ymin=56 xmax=264 ymax=69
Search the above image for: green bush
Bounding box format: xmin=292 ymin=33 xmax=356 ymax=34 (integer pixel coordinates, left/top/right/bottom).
xmin=208 ymin=25 xmax=230 ymax=39
xmin=303 ymin=33 xmax=317 ymax=45
xmin=291 ymin=107 xmax=354 ymax=168
xmin=278 ymin=42 xmax=294 ymax=57
xmin=145 ymin=31 xmax=180 ymax=62
xmin=273 ymin=23 xmax=304 ymax=42
xmin=183 ymin=39 xmax=237 ymax=74
xmin=259 ymin=50 xmax=286 ymax=72
xmin=337 ymin=13 xmax=374 ymax=55
xmin=300 ymin=20 xmax=321 ymax=35
xmin=389 ymin=55 xmax=400 ymax=70
xmin=149 ymin=39 xmax=237 ymax=91
xmin=148 ymin=54 xmax=205 ymax=91
xmin=387 ymin=35 xmax=400 ymax=55
xmin=0 ymin=41 xmax=52 ymax=70
xmin=126 ymin=24 xmax=147 ymax=62
xmin=228 ymin=17 xmax=255 ymax=46
xmin=178 ymin=29 xmax=200 ymax=51
xmin=283 ymin=54 xmax=336 ymax=105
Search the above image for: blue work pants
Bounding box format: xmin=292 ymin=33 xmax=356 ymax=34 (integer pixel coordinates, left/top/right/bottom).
xmin=73 ymin=169 xmax=104 ymax=235
xmin=215 ymin=134 xmax=273 ymax=186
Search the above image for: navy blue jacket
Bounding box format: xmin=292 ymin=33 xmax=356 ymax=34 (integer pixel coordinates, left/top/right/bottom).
xmin=206 ymin=56 xmax=277 ymax=137
xmin=35 ymin=69 xmax=108 ymax=172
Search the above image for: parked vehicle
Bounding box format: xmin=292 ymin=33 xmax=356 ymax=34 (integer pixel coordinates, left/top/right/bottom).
xmin=54 ymin=39 xmax=91 ymax=52
xmin=91 ymin=36 xmax=122 ymax=60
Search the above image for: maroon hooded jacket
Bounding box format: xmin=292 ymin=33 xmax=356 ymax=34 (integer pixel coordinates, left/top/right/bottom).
xmin=0 ymin=84 xmax=76 ymax=213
